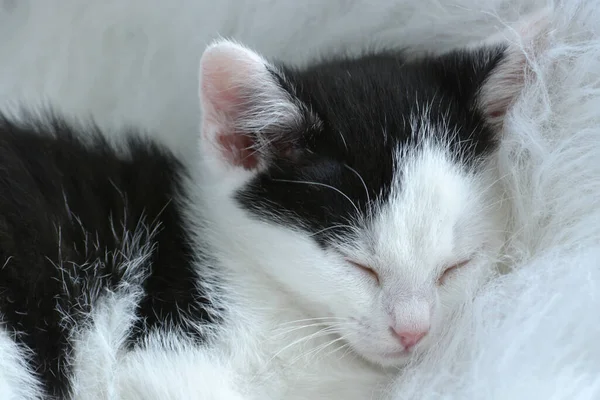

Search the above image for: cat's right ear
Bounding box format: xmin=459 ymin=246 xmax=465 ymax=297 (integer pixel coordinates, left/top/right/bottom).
xmin=198 ymin=39 xmax=318 ymax=175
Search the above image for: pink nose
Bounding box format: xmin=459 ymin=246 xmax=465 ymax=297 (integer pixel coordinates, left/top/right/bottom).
xmin=391 ymin=329 xmax=428 ymax=349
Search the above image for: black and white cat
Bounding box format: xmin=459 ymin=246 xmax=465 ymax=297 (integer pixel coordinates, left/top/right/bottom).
xmin=0 ymin=33 xmax=532 ymax=399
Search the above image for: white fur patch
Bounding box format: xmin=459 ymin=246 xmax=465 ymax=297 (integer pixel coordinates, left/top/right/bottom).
xmin=117 ymin=333 xmax=246 ymax=400
xmin=69 ymin=291 xmax=140 ymax=399
xmin=0 ymin=328 xmax=44 ymax=400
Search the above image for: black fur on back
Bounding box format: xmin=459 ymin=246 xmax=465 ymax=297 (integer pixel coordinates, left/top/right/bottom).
xmin=237 ymin=46 xmax=507 ymax=245
xmin=0 ymin=114 xmax=220 ymax=398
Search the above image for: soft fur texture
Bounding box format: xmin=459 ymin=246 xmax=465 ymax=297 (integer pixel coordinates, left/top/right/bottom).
xmin=0 ymin=37 xmax=519 ymax=399
xmin=0 ymin=0 xmax=599 ymax=399
xmin=388 ymin=1 xmax=600 ymax=399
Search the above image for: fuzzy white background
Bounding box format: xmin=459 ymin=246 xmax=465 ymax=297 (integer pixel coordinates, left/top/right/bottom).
xmin=0 ymin=0 xmax=598 ymax=399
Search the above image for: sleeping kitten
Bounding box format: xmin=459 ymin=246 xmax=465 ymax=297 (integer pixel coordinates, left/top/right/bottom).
xmin=0 ymin=35 xmax=531 ymax=398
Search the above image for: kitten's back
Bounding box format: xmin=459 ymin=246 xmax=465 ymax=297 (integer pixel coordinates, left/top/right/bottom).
xmin=0 ymin=115 xmax=222 ymax=398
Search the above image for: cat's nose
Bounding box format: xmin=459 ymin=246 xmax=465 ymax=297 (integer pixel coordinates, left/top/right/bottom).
xmin=390 ymin=328 xmax=428 ymax=349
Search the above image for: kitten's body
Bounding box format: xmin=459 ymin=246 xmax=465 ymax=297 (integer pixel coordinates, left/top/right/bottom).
xmin=0 ymin=32 xmax=536 ymax=398
xmin=0 ymin=116 xmax=388 ymax=399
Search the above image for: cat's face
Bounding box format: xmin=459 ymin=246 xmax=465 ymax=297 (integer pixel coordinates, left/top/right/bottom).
xmin=197 ymin=40 xmax=522 ymax=366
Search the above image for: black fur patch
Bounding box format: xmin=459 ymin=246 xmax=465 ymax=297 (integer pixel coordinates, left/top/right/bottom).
xmin=0 ymin=115 xmax=220 ymax=398
xmin=237 ymin=46 xmax=507 ymax=245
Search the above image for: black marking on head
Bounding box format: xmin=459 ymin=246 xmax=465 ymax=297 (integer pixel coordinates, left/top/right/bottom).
xmin=237 ymin=46 xmax=508 ymax=244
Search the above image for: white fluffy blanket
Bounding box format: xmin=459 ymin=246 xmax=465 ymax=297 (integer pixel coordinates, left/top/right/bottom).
xmin=389 ymin=2 xmax=600 ymax=398
xmin=1 ymin=1 xmax=599 ymax=399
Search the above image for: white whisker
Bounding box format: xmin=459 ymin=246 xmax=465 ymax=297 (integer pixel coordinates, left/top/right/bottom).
xmin=272 ymin=178 xmax=361 ymax=217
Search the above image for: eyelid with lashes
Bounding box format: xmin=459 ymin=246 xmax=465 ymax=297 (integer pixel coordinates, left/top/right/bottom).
xmin=437 ymin=258 xmax=471 ymax=285
xmin=345 ymin=259 xmax=380 ymax=284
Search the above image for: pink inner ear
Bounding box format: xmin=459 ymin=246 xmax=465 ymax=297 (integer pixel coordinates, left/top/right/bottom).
xmin=201 ymin=78 xmax=243 ymax=119
xmin=200 ymin=50 xmax=262 ymax=170
xmin=480 ymin=52 xmax=528 ymax=126
xmin=200 ymin=47 xmax=257 ymax=121
xmin=217 ymin=133 xmax=259 ymax=170
xmin=200 ymin=42 xmax=305 ymax=170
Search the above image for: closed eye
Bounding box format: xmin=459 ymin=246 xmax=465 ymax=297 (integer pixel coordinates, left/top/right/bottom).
xmin=437 ymin=259 xmax=471 ymax=285
xmin=347 ymin=260 xmax=380 ymax=285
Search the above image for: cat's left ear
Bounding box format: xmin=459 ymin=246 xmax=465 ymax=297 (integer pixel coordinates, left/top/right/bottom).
xmin=438 ymin=10 xmax=550 ymax=131
xmin=474 ymin=9 xmax=551 ymax=130
xmin=198 ymin=39 xmax=318 ymax=175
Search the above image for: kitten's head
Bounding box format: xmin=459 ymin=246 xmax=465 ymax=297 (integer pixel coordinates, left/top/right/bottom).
xmin=197 ymin=36 xmax=531 ymax=366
